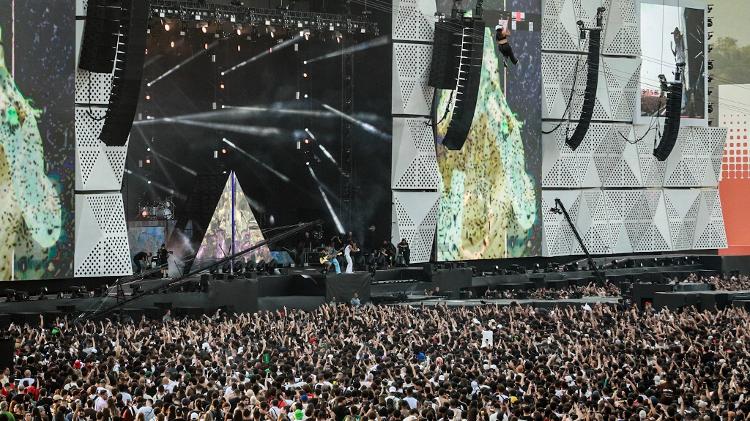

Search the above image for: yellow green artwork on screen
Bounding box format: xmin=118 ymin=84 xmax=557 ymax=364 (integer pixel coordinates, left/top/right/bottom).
xmin=434 ymin=26 xmax=537 ymax=261
xmin=0 ymin=27 xmax=62 ymax=279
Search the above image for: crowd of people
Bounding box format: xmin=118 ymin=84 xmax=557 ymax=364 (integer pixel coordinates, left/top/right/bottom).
xmin=1 ymin=301 xmax=749 ymax=421
xmin=483 ymin=282 xmax=622 ymax=300
xmin=677 ymin=274 xmax=750 ymax=291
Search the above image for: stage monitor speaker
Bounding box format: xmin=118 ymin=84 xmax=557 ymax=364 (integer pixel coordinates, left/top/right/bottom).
xmin=79 ymin=0 xmax=122 ymax=73
xmin=428 ymin=21 xmax=462 ymax=89
xmin=441 ymin=19 xmax=485 ymax=150
xmin=653 ymin=81 xmax=683 ymax=161
xmin=566 ymin=29 xmax=601 ymax=151
xmin=99 ymin=0 xmax=150 ymax=146
xmin=0 ymin=337 xmax=14 ymax=370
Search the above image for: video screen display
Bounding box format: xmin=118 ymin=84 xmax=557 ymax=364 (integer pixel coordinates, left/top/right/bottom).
xmin=640 ymin=2 xmax=706 ymax=119
xmin=433 ymin=0 xmax=542 ymax=261
xmin=0 ymin=1 xmax=75 ymax=280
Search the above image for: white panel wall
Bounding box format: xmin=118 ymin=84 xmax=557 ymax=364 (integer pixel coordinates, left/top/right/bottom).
xmin=541 ymin=0 xmax=726 ymax=256
xmin=390 ymin=0 xmax=439 ymax=263
xmin=74 ymin=0 xmax=132 ymax=277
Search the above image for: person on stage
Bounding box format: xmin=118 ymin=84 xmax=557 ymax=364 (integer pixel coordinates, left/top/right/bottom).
xmin=397 ymin=238 xmax=410 ymax=267
xmin=344 ymin=241 xmax=359 ymax=273
xmin=157 ymin=244 xmax=169 ymax=278
xmin=133 ymin=251 xmax=150 ymax=274
xmin=323 ymin=242 xmax=341 ymax=274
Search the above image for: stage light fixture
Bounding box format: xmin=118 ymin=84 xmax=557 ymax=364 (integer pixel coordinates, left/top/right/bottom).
xmin=221 ymin=148 xmax=227 ymax=154
xmin=164 ymin=22 xmax=171 ymax=31
xmin=141 ymin=209 xmax=149 ymax=218
xmin=236 ymin=26 xmax=242 ymax=36
xmin=220 ymin=82 xmax=225 ymax=89
xmin=303 ymin=72 xmax=308 ymax=78
xmin=170 ymin=41 xmax=175 ymax=48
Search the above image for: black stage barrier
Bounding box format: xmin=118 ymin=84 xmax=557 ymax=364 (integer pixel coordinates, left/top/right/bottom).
xmin=0 ymin=337 xmax=14 ymax=370
xmin=432 ymin=268 xmax=473 ymax=291
xmin=326 ymin=272 xmax=372 ymax=303
xmin=257 ymin=274 xmax=326 ymax=297
xmin=631 ymin=283 xmax=674 ymax=308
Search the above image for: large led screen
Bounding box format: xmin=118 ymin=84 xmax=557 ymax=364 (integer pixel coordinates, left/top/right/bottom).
xmin=640 ymin=2 xmax=706 ymax=120
xmin=0 ymin=1 xmax=74 ymax=280
xmin=434 ymin=0 xmax=542 ymax=261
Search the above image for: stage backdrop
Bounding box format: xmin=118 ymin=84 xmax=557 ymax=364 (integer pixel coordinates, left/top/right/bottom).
xmin=0 ymin=0 xmax=75 ymax=280
xmin=126 ymin=8 xmax=392 ymax=259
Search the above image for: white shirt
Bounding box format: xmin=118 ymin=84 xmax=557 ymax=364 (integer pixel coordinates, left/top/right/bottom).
xmin=94 ymin=396 xmax=108 ymax=412
xmin=138 ymin=406 xmax=155 ymax=421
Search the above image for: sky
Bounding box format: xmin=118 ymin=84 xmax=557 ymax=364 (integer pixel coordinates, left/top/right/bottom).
xmin=712 ymin=0 xmax=750 ymax=46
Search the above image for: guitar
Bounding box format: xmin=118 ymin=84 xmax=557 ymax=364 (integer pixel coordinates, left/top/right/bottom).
xmin=319 ymin=248 xmax=344 ymax=265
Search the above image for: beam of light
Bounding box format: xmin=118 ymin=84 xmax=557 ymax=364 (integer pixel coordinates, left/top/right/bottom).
xmin=221 ymin=36 xmax=302 ymax=76
xmin=124 ymin=169 xmax=187 ymax=200
xmin=146 ymin=41 xmax=219 ymax=87
xmin=144 ymin=54 xmax=164 ymax=69
xmin=221 ymin=138 xmax=291 ymax=183
xmin=222 ymin=105 xmax=337 ymax=118
xmin=149 ymin=149 xmax=198 ymax=176
xmin=133 ymin=107 xmax=338 ymax=127
xmin=304 ymin=127 xmax=317 ymax=141
xmin=308 ymin=165 xmax=345 ymax=234
xmin=317 ymin=144 xmax=340 ymax=168
xmin=141 ymin=134 xmax=178 ymax=189
xmin=155 ymin=118 xmax=283 ymax=137
xmin=321 ymin=103 xmax=391 ymax=141
xmin=305 ymin=35 xmax=390 ymax=64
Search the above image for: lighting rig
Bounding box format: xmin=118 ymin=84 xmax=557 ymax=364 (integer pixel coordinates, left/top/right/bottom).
xmin=150 ymin=0 xmax=379 ymax=40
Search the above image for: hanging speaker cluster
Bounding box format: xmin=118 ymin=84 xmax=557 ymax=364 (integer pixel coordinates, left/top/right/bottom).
xmin=99 ymin=0 xmax=150 ymax=147
xmin=441 ymin=20 xmax=485 ymax=150
xmin=566 ymin=28 xmax=601 ymax=151
xmin=79 ymin=0 xmax=149 ymax=147
xmin=653 ymin=80 xmax=683 ymax=161
xmin=79 ymin=0 xmax=123 ymax=73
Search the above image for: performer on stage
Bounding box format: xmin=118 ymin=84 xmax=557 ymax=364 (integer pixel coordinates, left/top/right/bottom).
xmin=396 ymin=238 xmax=410 ymax=267
xmin=344 ymin=241 xmax=359 ymax=273
xmin=322 ymin=243 xmax=341 ymax=274
xmin=496 ymin=23 xmax=518 ymax=66
xmin=157 ymin=244 xmax=169 ymax=278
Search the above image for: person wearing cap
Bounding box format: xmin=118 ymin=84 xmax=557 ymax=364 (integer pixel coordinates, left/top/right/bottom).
xmin=495 ymin=22 xmax=518 ymax=66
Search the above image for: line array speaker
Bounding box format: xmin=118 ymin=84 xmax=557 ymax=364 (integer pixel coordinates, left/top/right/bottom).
xmin=99 ymin=0 xmax=150 ymax=147
xmin=653 ymin=81 xmax=683 ymax=161
xmin=79 ymin=0 xmax=122 ymax=73
xmin=428 ymin=22 xmax=462 ymax=89
xmin=441 ymin=19 xmax=485 ymax=150
xmin=566 ymin=29 xmax=601 ymax=151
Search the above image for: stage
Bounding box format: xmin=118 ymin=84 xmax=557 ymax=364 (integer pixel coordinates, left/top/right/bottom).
xmin=0 ymin=253 xmax=738 ymax=325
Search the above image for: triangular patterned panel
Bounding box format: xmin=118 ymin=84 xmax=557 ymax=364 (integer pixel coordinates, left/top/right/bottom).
xmin=79 ymin=149 xmax=100 ymax=186
xmin=75 ymin=240 xmax=103 ymax=276
xmin=104 ymin=147 xmax=127 ymax=186
xmin=87 ymin=195 xmax=109 ymax=231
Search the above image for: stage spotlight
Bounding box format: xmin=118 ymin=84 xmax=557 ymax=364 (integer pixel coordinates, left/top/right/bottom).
xmin=37 ymin=287 xmax=48 ymax=300
xmin=164 ymin=22 xmax=171 ymax=31
xmin=236 ymin=26 xmax=242 ymax=36
xmin=303 ymin=72 xmax=308 ymax=78
xmin=145 ymin=94 xmax=151 ymax=100
xmin=221 ymin=148 xmax=227 ymax=154
xmin=200 ymin=22 xmax=209 ymax=33
xmin=220 ymin=82 xmax=225 ymax=89
xmin=170 ymin=41 xmax=175 ymax=48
